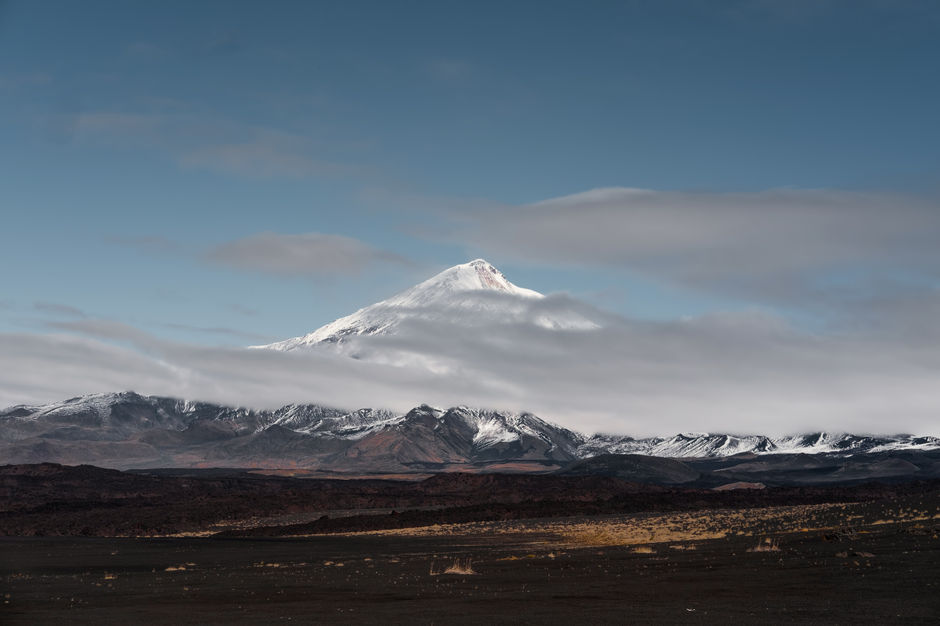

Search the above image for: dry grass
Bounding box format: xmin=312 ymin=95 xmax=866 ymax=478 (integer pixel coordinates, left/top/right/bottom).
xmin=747 ymin=537 xmax=780 ymax=553
xmin=559 ymin=514 xmax=730 ymax=548
xmin=430 ymin=558 xmax=476 ymax=575
xmin=564 ymin=528 xmax=626 ymax=547
xmin=164 ymin=563 xmax=196 ymax=572
xmin=632 ymin=546 xmax=656 ymax=554
xmin=336 ymin=499 xmax=938 ymax=555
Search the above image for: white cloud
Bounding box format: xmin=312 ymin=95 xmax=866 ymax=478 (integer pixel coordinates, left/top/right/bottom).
xmin=3 ymin=291 xmax=938 ymax=437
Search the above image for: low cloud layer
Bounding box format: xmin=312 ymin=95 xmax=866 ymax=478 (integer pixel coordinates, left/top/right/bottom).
xmin=206 ymin=232 xmax=410 ymax=276
xmin=7 ymin=186 xmax=940 ymax=436
xmin=2 ymin=291 xmax=938 ymax=437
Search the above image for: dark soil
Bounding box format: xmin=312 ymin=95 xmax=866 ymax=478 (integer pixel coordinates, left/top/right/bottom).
xmin=4 ymin=463 xmax=938 ymax=537
xmin=2 ymin=517 xmax=938 ymax=625
xmin=2 ymin=464 xmax=938 ymax=623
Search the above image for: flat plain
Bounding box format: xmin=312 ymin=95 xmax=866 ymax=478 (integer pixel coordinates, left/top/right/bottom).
xmin=2 ymin=488 xmax=938 ymax=625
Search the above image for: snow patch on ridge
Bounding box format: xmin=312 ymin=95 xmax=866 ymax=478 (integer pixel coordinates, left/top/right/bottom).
xmin=5 ymin=393 xmax=938 ymax=461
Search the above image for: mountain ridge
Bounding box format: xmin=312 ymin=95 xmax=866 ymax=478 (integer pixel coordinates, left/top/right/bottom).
xmin=2 ymin=391 xmax=937 ymax=471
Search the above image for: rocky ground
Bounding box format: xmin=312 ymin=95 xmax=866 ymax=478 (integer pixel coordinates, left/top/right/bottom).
xmin=1 ymin=463 xmax=938 ymax=623
xmin=4 ymin=463 xmax=936 ymax=537
xmin=1 ymin=492 xmax=938 ymax=624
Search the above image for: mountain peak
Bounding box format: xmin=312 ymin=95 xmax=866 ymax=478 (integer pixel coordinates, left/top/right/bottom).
xmin=464 ymin=258 xmax=499 ymax=273
xmin=403 ymin=259 xmax=540 ymax=301
xmin=257 ymin=259 xmax=543 ymax=350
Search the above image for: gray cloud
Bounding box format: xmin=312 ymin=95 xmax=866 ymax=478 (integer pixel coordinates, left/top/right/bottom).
xmin=33 ymin=301 xmax=87 ymax=318
xmin=102 ymin=229 xmax=410 ymax=280
xmin=443 ymin=187 xmax=940 ymax=304
xmin=46 ymin=319 xmax=167 ymax=353
xmin=829 ymin=283 xmax=940 ymax=342
xmin=64 ymin=111 xmax=354 ymax=180
xmin=4 ymin=292 xmax=939 ymax=437
xmin=207 ymin=232 xmax=411 ymax=276
xmin=0 ymin=332 xmax=182 ymax=407
xmin=161 ymin=322 xmax=273 ymax=343
xmin=227 ymin=303 xmax=260 ymax=317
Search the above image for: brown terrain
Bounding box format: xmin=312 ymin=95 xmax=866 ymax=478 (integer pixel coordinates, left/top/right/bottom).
xmin=2 ymin=462 xmax=936 ymax=537
xmin=1 ymin=462 xmax=939 ymax=623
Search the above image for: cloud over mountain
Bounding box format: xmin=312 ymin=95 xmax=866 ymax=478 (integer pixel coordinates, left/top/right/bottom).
xmin=2 ymin=260 xmax=938 ymax=437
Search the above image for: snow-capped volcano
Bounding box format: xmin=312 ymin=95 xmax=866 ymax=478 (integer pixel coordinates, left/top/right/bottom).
xmin=258 ymin=259 xmax=582 ymax=351
xmin=392 ymin=259 xmax=543 ymax=303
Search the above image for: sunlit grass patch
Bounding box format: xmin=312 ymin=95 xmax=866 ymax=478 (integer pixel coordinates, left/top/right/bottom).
xmin=430 ymin=558 xmax=476 ymax=575
xmin=747 ymin=537 xmax=780 ymax=553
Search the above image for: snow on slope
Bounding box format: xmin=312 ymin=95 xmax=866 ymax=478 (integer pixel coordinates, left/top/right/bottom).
xmin=3 ymin=393 xmax=938 ymax=462
xmin=579 ymin=431 xmax=940 ymax=458
xmin=446 ymin=406 xmax=582 ymax=455
xmin=256 ymin=259 xmax=590 ymax=351
xmin=262 ymin=405 xmax=400 ymax=438
xmin=578 ymin=433 xmax=775 ymax=458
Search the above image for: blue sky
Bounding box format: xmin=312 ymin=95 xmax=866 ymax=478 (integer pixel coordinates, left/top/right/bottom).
xmin=2 ymin=0 xmax=940 ymax=346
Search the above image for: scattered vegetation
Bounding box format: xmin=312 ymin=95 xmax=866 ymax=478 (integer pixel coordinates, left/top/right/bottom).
xmin=430 ymin=558 xmax=476 ymax=575
xmin=747 ymin=537 xmax=780 ymax=552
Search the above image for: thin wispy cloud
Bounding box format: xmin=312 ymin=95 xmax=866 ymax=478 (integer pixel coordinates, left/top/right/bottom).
xmin=33 ymin=302 xmax=87 ymax=319
xmin=227 ymin=303 xmax=260 ymax=317
xmin=103 ymin=230 xmax=410 ymax=279
xmin=64 ymin=111 xmax=356 ymax=180
xmin=161 ymin=322 xmax=274 ymax=343
xmin=45 ymin=319 xmax=165 ymax=352
xmin=207 ymin=232 xmax=412 ymax=277
xmin=439 ymin=187 xmax=940 ymax=305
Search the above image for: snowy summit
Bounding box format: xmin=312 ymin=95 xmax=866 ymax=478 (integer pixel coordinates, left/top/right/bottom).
xmin=257 ymin=260 xmax=547 ymax=351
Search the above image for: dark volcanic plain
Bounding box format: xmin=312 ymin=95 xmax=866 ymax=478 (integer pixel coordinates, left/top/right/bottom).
xmin=2 ymin=462 xmax=939 ymax=624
